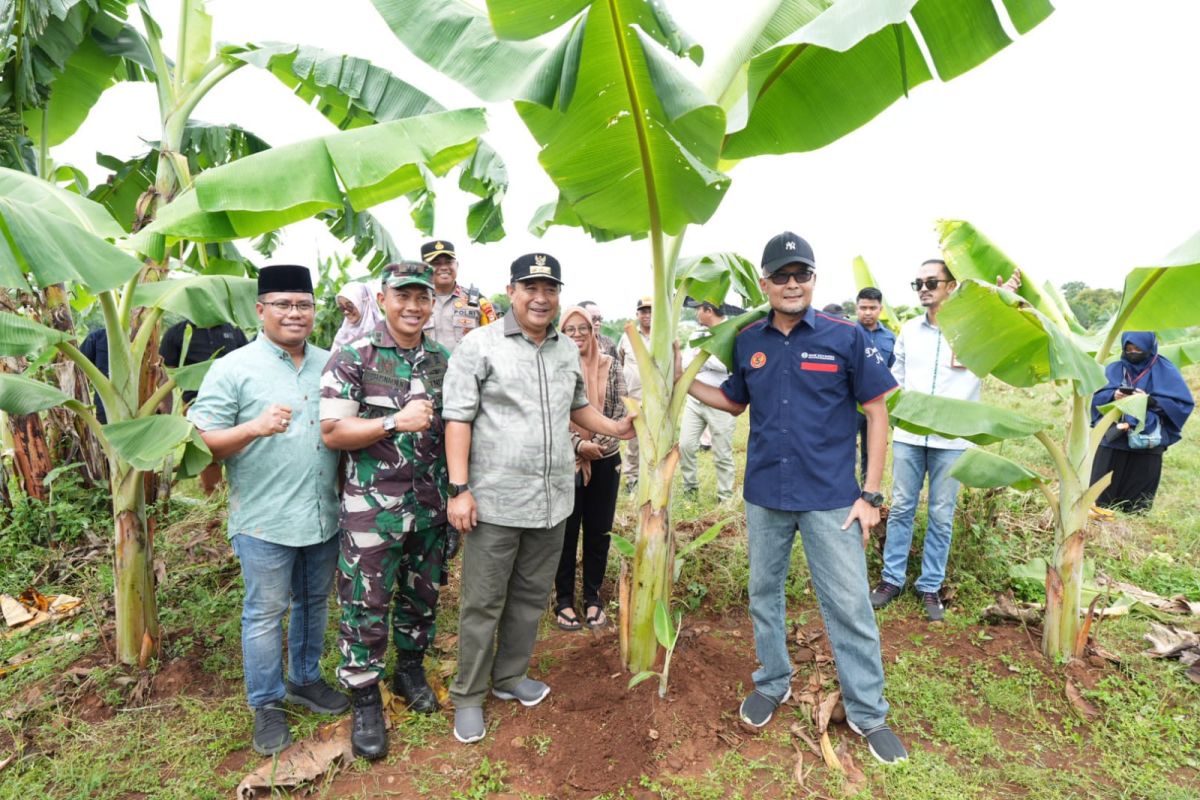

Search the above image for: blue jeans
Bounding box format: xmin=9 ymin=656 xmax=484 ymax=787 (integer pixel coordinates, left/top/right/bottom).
xmin=884 ymin=441 xmax=965 ymax=593
xmin=745 ymin=502 xmax=889 ymax=731
xmin=230 ymin=534 xmax=339 ymax=708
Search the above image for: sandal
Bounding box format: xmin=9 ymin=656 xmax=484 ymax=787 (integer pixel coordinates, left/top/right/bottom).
xmin=585 ymin=604 xmax=607 ymax=629
xmin=555 ymin=606 xmax=582 ymax=631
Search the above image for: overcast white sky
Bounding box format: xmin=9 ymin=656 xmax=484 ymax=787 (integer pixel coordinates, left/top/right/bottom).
xmin=57 ymin=0 xmax=1200 ymax=317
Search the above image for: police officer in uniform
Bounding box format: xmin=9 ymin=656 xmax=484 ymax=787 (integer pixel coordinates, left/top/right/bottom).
xmin=421 ymin=239 xmax=497 ymax=352
xmin=319 ymin=261 xmax=453 ymax=760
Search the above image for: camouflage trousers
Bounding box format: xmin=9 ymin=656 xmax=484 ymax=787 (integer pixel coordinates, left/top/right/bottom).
xmin=336 ymin=524 xmax=446 ymax=689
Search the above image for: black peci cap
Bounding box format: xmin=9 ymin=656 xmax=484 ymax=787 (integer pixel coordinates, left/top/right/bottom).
xmin=257 ymin=264 xmax=313 ymax=295
xmin=760 ymin=231 xmax=816 ymax=275
xmin=510 ymin=252 xmax=563 ymax=285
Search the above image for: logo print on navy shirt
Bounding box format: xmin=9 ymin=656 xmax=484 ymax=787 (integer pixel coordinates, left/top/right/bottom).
xmin=750 ymin=352 xmax=767 ymax=368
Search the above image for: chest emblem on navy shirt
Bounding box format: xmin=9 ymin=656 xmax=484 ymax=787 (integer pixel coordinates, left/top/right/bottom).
xmin=800 ymin=351 xmax=839 ymax=373
xmin=750 ymin=352 xmax=767 ymax=368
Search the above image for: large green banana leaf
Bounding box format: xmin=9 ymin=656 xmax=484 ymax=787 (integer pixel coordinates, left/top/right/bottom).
xmin=0 ymin=174 xmax=145 ymax=292
xmin=1 ymin=167 xmax=125 ymax=238
xmin=937 ymin=219 xmax=1084 ymax=334
xmin=674 ymin=252 xmax=763 ymax=309
xmin=887 ymin=389 xmax=1046 ymax=445
xmin=131 ymin=275 xmax=258 ymax=329
xmin=950 ymin=447 xmax=1045 ymax=491
xmin=938 ymin=280 xmax=1106 ymax=395
xmin=131 ymin=109 xmax=487 ymax=253
xmin=0 ymin=313 xmax=74 ymax=357
xmin=103 ymin=415 xmax=200 ymax=471
xmin=1106 ymin=228 xmax=1200 ymax=339
xmin=514 ymin=3 xmax=729 ymax=238
xmin=724 ymin=0 xmax=1053 ymax=158
xmin=0 ymin=371 xmax=74 ymax=415
xmin=1156 ymin=336 xmax=1200 ymax=368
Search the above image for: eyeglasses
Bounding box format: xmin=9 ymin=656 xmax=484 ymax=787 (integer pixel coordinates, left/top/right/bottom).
xmin=562 ymin=325 xmax=591 ymax=336
xmin=589 ymin=315 xmax=603 ymax=323
xmin=767 ymin=269 xmax=815 ymax=286
xmin=911 ymin=278 xmax=951 ymax=291
xmin=263 ymin=301 xmax=316 ymax=313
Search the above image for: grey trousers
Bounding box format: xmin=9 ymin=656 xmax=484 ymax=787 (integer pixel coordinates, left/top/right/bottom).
xmin=678 ymin=396 xmax=736 ymax=499
xmin=450 ymin=519 xmax=567 ymax=708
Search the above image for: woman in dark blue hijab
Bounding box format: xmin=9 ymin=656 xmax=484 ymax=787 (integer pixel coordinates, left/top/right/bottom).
xmin=1090 ymin=331 xmax=1195 ymax=512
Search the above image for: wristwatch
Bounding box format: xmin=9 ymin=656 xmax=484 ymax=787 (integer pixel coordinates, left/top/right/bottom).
xmin=381 ymin=415 xmax=397 ymax=434
xmin=860 ymin=490 xmax=885 ymax=508
xmin=448 ymin=482 xmax=470 ymax=497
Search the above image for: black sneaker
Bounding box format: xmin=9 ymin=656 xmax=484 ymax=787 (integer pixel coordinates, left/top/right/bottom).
xmin=849 ymin=720 xmax=908 ymax=764
xmin=869 ymin=581 xmax=902 ymax=610
xmin=392 ymin=653 xmax=440 ymax=714
xmin=252 ymin=705 xmax=292 ymax=756
xmin=350 ymin=684 xmax=388 ymax=760
xmin=738 ymin=687 xmax=791 ymax=728
xmin=285 ymin=678 xmax=350 ymax=714
xmin=920 ymin=590 xmax=945 ymax=622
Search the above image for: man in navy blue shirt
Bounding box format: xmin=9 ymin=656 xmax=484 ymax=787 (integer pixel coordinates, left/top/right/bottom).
xmin=855 ymin=287 xmax=896 ymax=482
xmin=685 ymin=232 xmax=907 ymax=765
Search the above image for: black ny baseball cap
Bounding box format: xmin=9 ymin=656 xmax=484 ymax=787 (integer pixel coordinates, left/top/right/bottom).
xmin=420 ymin=239 xmax=456 ymax=262
xmin=761 ymin=231 xmax=816 ymax=275
xmin=510 ymin=252 xmax=563 ymax=284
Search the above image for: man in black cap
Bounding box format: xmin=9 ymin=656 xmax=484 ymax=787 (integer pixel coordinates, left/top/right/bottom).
xmin=420 ymin=239 xmax=497 ymax=353
xmin=441 ymin=252 xmax=634 ymax=745
xmin=189 ymin=265 xmax=348 ymax=755
xmin=683 ymin=232 xmax=909 ymax=765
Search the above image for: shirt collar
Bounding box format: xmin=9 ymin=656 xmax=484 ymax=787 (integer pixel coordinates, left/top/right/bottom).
xmin=257 ymin=333 xmax=308 ymax=364
xmin=503 ymin=311 xmax=559 ymax=342
xmin=765 ymin=305 xmax=816 ymax=336
xmin=369 ymin=321 xmax=439 ymax=353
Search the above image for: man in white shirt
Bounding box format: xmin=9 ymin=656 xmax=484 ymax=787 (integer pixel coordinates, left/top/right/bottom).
xmin=871 ymin=259 xmax=1020 ymax=621
xmin=617 ymin=296 xmax=652 ymax=490
xmin=678 ymin=300 xmax=738 ymax=503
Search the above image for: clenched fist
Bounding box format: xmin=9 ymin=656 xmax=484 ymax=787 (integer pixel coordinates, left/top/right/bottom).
xmin=254 ymin=403 xmax=293 ymax=437
xmin=394 ymin=398 xmax=435 ymax=432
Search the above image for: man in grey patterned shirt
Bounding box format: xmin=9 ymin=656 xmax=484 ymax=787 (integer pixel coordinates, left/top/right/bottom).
xmin=442 ymin=252 xmax=634 ymax=744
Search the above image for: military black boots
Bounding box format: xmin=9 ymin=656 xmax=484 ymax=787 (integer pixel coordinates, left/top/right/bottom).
xmin=350 ymin=684 xmax=387 ymax=760
xmin=392 ymin=652 xmax=440 ymax=714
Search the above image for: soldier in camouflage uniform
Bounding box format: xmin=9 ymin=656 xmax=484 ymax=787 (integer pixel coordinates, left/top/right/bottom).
xmin=319 ymin=261 xmax=451 ymax=760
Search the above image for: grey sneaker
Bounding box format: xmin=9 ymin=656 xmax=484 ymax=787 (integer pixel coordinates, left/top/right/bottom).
xmin=491 ymin=678 xmax=550 ymax=707
xmin=869 ymin=580 xmax=902 ymax=610
xmin=453 ymin=706 xmax=486 ymax=744
xmin=285 ymin=678 xmax=350 ymax=714
xmin=252 ymin=705 xmax=292 ymax=755
xmin=848 ymin=720 xmax=908 ymax=764
xmin=738 ymin=687 xmax=791 ymax=728
xmin=920 ymin=591 xmax=945 ymax=622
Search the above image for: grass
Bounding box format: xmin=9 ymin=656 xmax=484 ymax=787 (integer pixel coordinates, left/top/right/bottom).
xmin=1 ymin=368 xmax=1197 ymax=798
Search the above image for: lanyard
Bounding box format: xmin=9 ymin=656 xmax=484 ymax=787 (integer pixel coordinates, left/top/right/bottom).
xmin=1123 ymin=355 xmax=1158 ymax=387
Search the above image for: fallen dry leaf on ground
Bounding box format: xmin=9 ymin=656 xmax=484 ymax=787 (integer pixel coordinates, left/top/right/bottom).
xmin=1065 ymin=680 xmax=1100 ymax=720
xmin=236 ymin=717 xmax=353 ymax=799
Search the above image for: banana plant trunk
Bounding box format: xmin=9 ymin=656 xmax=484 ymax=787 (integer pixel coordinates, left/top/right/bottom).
xmin=626 ymin=433 xmax=681 ymax=671
xmin=0 ymin=357 xmax=51 ymax=501
xmin=112 ymin=458 xmax=159 ymax=665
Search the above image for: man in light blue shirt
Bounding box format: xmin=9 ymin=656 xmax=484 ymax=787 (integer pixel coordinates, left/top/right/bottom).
xmin=189 ymin=264 xmax=346 ymax=755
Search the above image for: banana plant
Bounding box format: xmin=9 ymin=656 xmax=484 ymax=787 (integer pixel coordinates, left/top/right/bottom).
xmin=376 ymin=0 xmax=1054 ymax=676
xmin=0 ymin=105 xmax=488 ymax=665
xmin=888 ymin=220 xmax=1200 ymax=661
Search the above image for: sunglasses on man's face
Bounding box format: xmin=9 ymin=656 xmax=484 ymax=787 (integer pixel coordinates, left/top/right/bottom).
xmin=911 ymin=278 xmax=951 ymax=291
xmin=767 ymin=269 xmax=815 ymax=286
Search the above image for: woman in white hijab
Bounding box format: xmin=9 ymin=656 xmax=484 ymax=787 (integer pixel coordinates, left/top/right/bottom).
xmin=332 ymin=283 xmax=384 ymax=349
